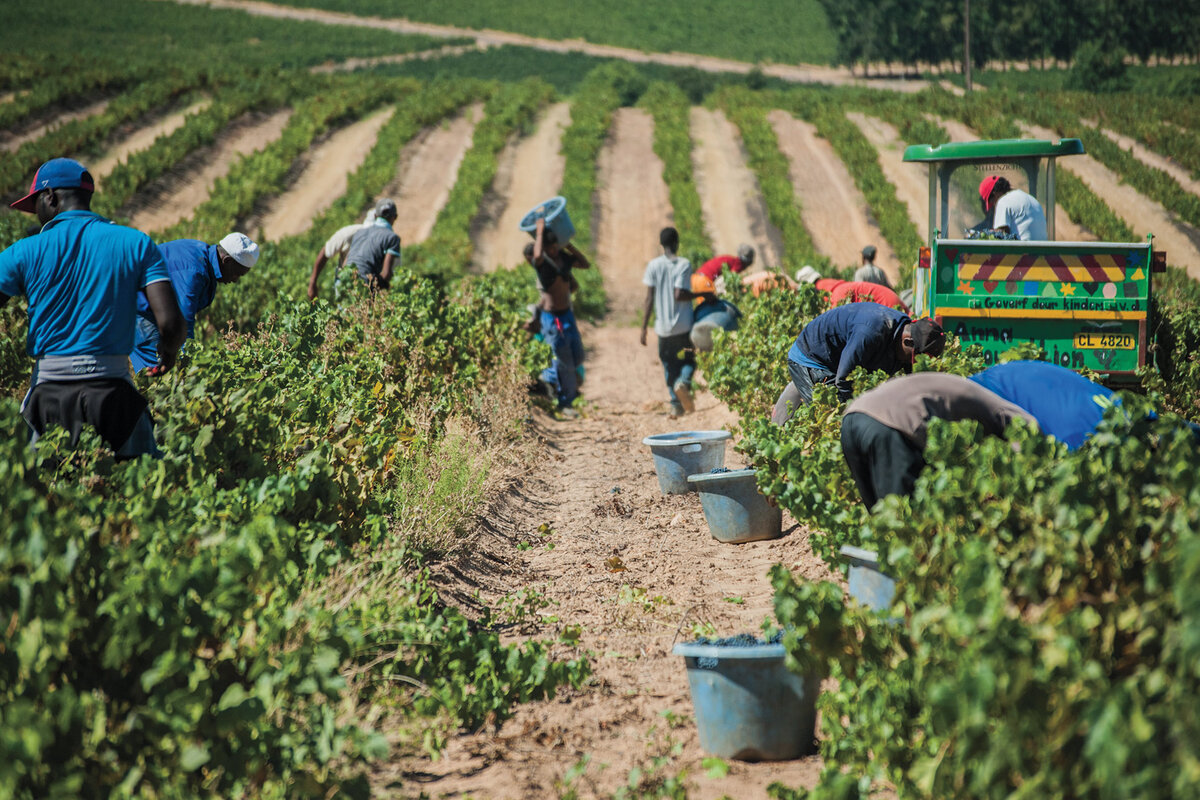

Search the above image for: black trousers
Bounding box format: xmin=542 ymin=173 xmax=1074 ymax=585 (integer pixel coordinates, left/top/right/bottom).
xmin=22 ymin=378 xmax=148 ymax=451
xmin=840 ymin=412 xmax=926 ymax=509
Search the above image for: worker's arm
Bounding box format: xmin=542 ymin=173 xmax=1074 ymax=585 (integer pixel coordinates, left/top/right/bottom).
xmin=673 ymin=287 xmax=697 ymax=302
xmin=308 ymin=248 xmax=329 ymax=300
xmin=532 ymin=216 xmax=545 ymax=264
xmin=144 ymin=281 xmax=185 ymax=376
xmin=640 ymin=285 xmax=655 ymax=346
xmin=564 ymin=242 xmax=590 ymax=269
xmin=379 ymin=252 xmax=398 ymax=286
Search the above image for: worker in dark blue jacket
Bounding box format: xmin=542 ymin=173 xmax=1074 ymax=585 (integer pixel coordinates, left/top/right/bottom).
xmin=968 ymin=360 xmax=1119 ymax=450
xmin=771 ymin=303 xmax=945 ymax=424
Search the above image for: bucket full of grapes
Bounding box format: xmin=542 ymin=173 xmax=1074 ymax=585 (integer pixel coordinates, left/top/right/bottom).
xmin=673 ymin=633 xmax=818 ymax=760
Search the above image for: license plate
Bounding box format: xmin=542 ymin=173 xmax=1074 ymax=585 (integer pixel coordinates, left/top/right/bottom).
xmin=1074 ymin=331 xmax=1135 ymax=350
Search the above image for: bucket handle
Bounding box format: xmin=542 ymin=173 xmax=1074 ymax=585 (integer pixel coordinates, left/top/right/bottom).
xmin=681 ymin=443 xmax=702 ymax=453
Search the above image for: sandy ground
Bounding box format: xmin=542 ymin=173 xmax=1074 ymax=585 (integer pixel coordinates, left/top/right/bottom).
xmin=1084 ymin=121 xmax=1200 ymax=198
xmin=690 ymin=107 xmax=784 ymax=270
xmin=311 ymin=43 xmax=484 ymax=73
xmin=385 ymin=160 xmax=838 ymax=794
xmin=157 ymin=0 xmax=929 ymax=93
xmin=385 ymin=104 xmax=482 ymax=246
xmin=768 ymin=109 xmax=899 ymax=279
xmin=250 ymin=106 xmax=393 ymax=240
xmin=126 ymin=108 xmax=293 ymax=235
xmin=596 ymin=108 xmax=674 ymax=324
xmin=473 ymin=102 xmax=570 ymax=272
xmin=931 ymin=115 xmax=1095 ymax=242
xmin=846 ymin=112 xmax=928 ymax=239
xmin=1022 ymin=121 xmax=1200 ymax=275
xmin=0 ymin=99 xmax=111 ymax=153
xmin=88 ymin=99 xmax=211 ymax=181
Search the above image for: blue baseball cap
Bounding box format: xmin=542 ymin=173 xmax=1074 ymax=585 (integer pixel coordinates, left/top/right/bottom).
xmin=10 ymin=158 xmax=95 ymax=213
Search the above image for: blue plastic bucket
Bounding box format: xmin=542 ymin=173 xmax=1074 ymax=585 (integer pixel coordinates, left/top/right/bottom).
xmin=673 ymin=641 xmax=818 ymax=760
xmin=642 ymin=430 xmax=730 ymax=495
xmin=839 ymin=545 xmax=896 ymax=612
xmin=519 ymin=195 xmax=575 ymax=243
xmin=687 ymin=469 xmax=782 ymax=543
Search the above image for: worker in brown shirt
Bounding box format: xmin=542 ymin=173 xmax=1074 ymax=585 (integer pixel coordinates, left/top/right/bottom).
xmin=841 ymin=372 xmax=1037 ymax=509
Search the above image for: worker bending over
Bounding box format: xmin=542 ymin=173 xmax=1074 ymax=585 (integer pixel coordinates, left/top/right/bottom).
xmin=841 ymin=372 xmax=1037 ymax=509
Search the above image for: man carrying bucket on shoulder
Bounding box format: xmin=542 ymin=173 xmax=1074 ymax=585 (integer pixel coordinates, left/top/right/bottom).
xmin=526 ymin=206 xmax=590 ymax=418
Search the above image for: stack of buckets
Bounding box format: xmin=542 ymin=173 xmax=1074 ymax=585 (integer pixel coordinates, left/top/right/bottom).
xmin=642 ymin=430 xmax=815 ymax=761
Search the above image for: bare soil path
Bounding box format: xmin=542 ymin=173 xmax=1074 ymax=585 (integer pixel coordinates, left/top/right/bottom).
xmin=769 ymin=109 xmax=899 ymax=279
xmin=126 ymin=108 xmax=293 ymax=235
xmin=931 ymin=115 xmax=1095 ymax=242
xmin=157 ymin=0 xmax=929 ymax=93
xmin=88 ymin=99 xmax=211 ymax=181
xmin=384 ymin=104 xmax=482 ymax=247
xmin=310 ymin=43 xmax=484 ymax=73
xmin=690 ymin=107 xmax=784 ymax=269
xmin=1022 ymin=121 xmax=1200 ymax=275
xmin=251 ymin=106 xmax=393 ymax=241
xmin=1084 ymin=121 xmax=1200 ymax=198
xmin=846 ymin=112 xmax=927 ymax=238
xmin=391 ymin=166 xmax=835 ymax=795
xmin=473 ymin=102 xmax=570 ymax=272
xmin=0 ymin=99 xmax=111 ymax=153
xmin=596 ymin=108 xmax=674 ymax=324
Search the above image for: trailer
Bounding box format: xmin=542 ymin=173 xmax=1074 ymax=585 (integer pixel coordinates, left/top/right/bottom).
xmin=903 ymin=138 xmax=1165 ymax=380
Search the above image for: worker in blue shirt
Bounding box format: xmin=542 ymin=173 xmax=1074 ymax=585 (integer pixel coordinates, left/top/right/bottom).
xmin=130 ymin=233 xmax=258 ymax=372
xmin=771 ymin=303 xmax=946 ymax=424
xmin=968 ymin=360 xmax=1119 ymax=450
xmin=0 ymin=157 xmax=184 ymax=457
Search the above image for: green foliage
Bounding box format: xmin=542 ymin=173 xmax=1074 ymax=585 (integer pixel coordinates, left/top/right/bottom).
xmin=265 ymin=0 xmax=836 ymax=65
xmin=0 ymin=73 xmax=203 ymax=193
xmin=772 ymin=405 xmax=1200 ymax=799
xmin=638 ymin=82 xmax=711 ymax=265
xmin=1067 ymin=41 xmax=1132 ymax=93
xmin=0 ymin=0 xmax=453 ymax=73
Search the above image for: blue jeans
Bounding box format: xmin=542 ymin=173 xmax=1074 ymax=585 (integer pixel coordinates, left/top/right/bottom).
xmin=657 ymin=331 xmax=695 ymax=407
xmin=540 ymin=309 xmax=583 ymax=408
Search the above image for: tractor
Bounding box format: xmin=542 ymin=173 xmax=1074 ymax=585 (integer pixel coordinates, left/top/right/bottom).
xmin=903 ymin=138 xmax=1165 ymax=380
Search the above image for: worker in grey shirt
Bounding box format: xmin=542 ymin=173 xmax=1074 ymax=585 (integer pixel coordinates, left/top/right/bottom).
xmin=841 ymin=372 xmax=1037 ymax=509
xmin=309 ymin=199 xmax=401 ymax=300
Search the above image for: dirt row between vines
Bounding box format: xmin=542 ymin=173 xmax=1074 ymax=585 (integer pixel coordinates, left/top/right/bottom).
xmin=83 ymin=99 xmax=212 ymax=181
xmin=386 ymin=104 xmax=837 ymax=800
xmin=125 ymin=108 xmax=293 ymax=235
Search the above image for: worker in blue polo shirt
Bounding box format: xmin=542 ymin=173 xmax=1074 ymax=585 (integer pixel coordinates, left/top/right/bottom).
xmin=130 ymin=232 xmax=259 ymax=372
xmin=771 ymin=303 xmax=946 ymax=424
xmin=968 ymin=360 xmax=1119 ymax=450
xmin=0 ymin=157 xmax=185 ymax=457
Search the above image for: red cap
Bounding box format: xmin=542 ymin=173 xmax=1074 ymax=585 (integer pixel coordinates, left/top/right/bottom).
xmin=978 ymin=175 xmax=1002 ymax=211
xmin=10 ymin=158 xmax=95 ymax=213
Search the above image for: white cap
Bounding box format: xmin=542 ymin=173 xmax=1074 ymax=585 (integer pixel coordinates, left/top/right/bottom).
xmin=795 ymin=265 xmax=822 ymax=284
xmin=219 ymin=232 xmax=259 ymax=269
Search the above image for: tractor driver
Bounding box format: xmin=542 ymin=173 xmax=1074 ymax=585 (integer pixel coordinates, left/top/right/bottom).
xmin=980 ymin=175 xmax=1047 ymax=241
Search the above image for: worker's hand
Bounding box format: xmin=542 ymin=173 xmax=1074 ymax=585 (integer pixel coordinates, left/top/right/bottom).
xmin=639 ymin=328 xmax=647 ymax=347
xmin=307 ymin=280 xmax=318 ymax=300
xmin=146 ymin=349 xmax=177 ymax=377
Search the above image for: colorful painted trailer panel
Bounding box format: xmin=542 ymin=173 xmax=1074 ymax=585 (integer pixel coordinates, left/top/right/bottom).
xmin=922 ymin=239 xmax=1154 ymax=378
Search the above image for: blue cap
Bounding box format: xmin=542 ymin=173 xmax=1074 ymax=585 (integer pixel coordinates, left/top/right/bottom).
xmin=10 ymin=158 xmax=95 ymax=213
